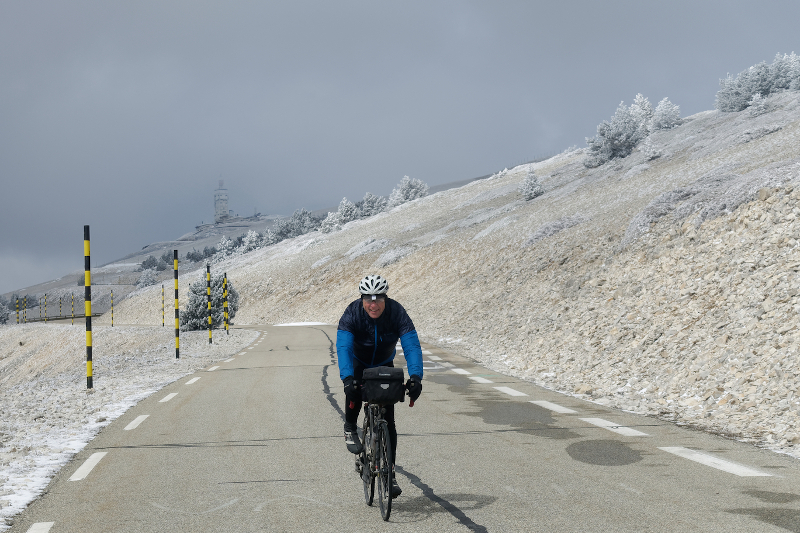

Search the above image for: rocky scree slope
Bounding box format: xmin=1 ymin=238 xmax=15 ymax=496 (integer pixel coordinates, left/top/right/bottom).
xmin=113 ymin=91 xmax=800 ymax=457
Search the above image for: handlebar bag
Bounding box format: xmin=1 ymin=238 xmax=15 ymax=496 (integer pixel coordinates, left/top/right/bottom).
xmin=362 ymin=366 xmax=405 ymax=404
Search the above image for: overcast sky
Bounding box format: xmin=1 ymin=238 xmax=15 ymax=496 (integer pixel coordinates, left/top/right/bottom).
xmin=2 ymin=0 xmax=799 ymax=294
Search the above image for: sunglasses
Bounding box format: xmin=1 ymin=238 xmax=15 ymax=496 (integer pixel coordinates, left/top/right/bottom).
xmin=361 ymin=294 xmax=386 ymax=302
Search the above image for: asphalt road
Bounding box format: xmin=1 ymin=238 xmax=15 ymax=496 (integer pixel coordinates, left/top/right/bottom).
xmin=10 ymin=325 xmax=800 ymax=532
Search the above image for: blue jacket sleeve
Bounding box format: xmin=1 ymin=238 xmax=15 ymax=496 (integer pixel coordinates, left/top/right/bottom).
xmin=400 ymin=330 xmax=423 ymax=379
xmin=337 ymin=330 xmax=356 ymax=381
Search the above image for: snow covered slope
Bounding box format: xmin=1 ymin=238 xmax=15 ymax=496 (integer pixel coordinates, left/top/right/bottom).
xmin=110 ymin=91 xmax=800 ymax=458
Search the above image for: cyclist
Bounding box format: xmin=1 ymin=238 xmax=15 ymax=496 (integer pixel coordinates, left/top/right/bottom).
xmin=337 ymin=274 xmax=423 ymax=498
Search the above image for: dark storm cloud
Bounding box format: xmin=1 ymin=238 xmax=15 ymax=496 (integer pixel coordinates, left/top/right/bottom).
xmin=2 ymin=0 xmax=799 ymax=293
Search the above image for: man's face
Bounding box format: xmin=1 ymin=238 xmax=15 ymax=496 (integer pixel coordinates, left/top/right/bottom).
xmin=361 ymin=294 xmax=386 ymax=319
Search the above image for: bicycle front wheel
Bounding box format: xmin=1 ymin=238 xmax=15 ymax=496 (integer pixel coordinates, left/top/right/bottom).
xmin=361 ymin=423 xmax=374 ymax=506
xmin=376 ymin=421 xmax=393 ymax=521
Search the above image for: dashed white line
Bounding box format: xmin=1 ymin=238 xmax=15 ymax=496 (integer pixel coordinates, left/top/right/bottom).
xmin=493 ymin=386 xmax=528 ymax=397
xmin=239 ymin=352 xmax=247 ymax=355
xmin=427 ymin=355 xmax=442 ymax=361
xmin=69 ymin=452 xmax=107 ymax=481
xmin=159 ymin=393 xmax=178 ymax=403
xmin=207 ymin=366 xmax=219 ymax=372
xmin=658 ymin=447 xmax=772 ymax=477
xmin=186 ymin=377 xmax=200 ymax=385
xmin=451 ymin=368 xmax=472 ymax=375
xmin=469 ymin=376 xmax=494 ymax=384
xmin=439 ymin=362 xmax=455 ymax=368
xmin=224 ymin=358 xmax=235 ymax=362
xmin=530 ymin=400 xmax=576 ymax=414
xmin=26 ymin=523 xmax=55 ymax=533
xmin=422 ymin=350 xmax=433 ymax=354
xmin=124 ymin=415 xmax=149 ymax=431
xmin=580 ymin=418 xmax=649 ymax=437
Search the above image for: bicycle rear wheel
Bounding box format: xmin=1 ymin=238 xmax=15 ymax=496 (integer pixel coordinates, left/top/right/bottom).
xmin=376 ymin=421 xmax=393 ymax=521
xmin=361 ymin=421 xmax=374 ymax=505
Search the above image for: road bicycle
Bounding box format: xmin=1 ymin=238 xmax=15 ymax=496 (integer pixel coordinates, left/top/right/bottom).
xmin=354 ymin=383 xmax=413 ymax=521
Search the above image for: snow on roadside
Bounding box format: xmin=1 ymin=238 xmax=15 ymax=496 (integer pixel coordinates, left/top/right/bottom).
xmin=0 ymin=323 xmax=257 ymax=531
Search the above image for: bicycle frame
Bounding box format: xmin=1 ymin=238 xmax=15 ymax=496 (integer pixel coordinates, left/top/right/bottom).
xmin=357 ymin=401 xmax=394 ymax=520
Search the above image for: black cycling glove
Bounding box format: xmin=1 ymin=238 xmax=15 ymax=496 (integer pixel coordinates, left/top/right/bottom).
xmin=343 ymin=376 xmax=361 ymax=402
xmin=406 ymin=375 xmax=422 ymax=401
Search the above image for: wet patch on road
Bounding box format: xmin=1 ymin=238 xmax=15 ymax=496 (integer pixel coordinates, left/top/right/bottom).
xmin=743 ymin=490 xmax=800 ymax=504
xmin=566 ymin=439 xmax=643 ymax=466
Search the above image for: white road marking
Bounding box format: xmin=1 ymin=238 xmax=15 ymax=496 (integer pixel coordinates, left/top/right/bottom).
xmin=247 ymin=347 xmax=254 ymax=349
xmin=186 ymin=377 xmax=200 ymax=385
xmin=239 ymin=352 xmax=246 ymax=355
xmin=468 ymin=376 xmax=494 ymax=384
xmin=422 ymin=350 xmax=432 ymax=354
xmin=224 ymin=358 xmax=235 ymax=362
xmin=530 ymin=400 xmax=576 ymax=414
xmin=440 ymin=362 xmax=455 ymax=368
xmin=493 ymin=386 xmax=528 ymax=397
xmin=69 ymin=452 xmax=107 ymax=481
xmin=159 ymin=393 xmax=178 ymax=403
xmin=658 ymin=447 xmax=772 ymax=477
xmin=451 ymin=368 xmax=472 ymax=375
xmin=207 ymin=366 xmax=219 ymax=372
xmin=124 ymin=415 xmax=149 ymax=431
xmin=580 ymin=418 xmax=649 ymax=437
xmin=427 ymin=355 xmax=442 ymax=361
xmin=26 ymin=523 xmax=55 ymax=533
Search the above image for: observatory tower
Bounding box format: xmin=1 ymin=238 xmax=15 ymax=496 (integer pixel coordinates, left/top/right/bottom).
xmin=214 ymin=180 xmax=229 ymax=223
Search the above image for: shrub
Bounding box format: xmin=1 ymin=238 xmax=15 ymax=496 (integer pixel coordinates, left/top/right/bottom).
xmin=179 ymin=273 xmax=239 ymax=331
xmin=519 ymin=167 xmax=544 ymax=200
xmin=388 ymin=176 xmax=429 ymax=207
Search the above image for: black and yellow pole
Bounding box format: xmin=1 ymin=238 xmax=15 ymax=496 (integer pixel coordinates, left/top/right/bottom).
xmin=23 ymin=296 xmax=26 ymax=323
xmin=85 ymin=225 xmax=93 ymax=389
xmin=174 ymin=251 xmax=179 ymax=358
xmin=162 ymin=283 xmax=164 ymax=327
xmin=207 ymin=264 xmax=212 ymax=344
xmin=111 ymin=290 xmax=114 ymax=327
xmin=16 ymin=298 xmax=19 ymax=324
xmin=223 ymin=272 xmax=229 ymax=335
xmin=39 ymin=297 xmax=42 ymax=321
xmin=60 ymin=297 xmax=62 ymax=318
xmin=44 ymin=294 xmax=47 ymax=323
xmin=71 ymin=293 xmax=74 ymax=325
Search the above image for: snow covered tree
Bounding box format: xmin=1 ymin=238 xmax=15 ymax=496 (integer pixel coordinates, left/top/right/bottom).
xmin=355 ymin=192 xmax=388 ymax=218
xmin=319 ymin=210 xmax=342 ymax=233
xmin=179 ymin=273 xmax=239 ymax=331
xmin=320 ymin=198 xmax=360 ymax=233
xmin=748 ymin=93 xmax=769 ymax=116
xmin=266 ymin=208 xmax=321 ymax=244
xmin=716 ymin=53 xmax=800 ymax=112
xmin=213 ymin=235 xmax=237 ymax=261
xmin=640 ymin=137 xmax=662 ymax=160
xmin=519 ymin=167 xmax=544 ymax=200
xmin=241 ymin=230 xmax=263 ymax=253
xmin=629 ymin=93 xmax=653 ymax=137
xmin=140 ymin=256 xmax=157 ymax=271
xmin=584 ymin=101 xmax=644 ymax=168
xmin=650 ymin=98 xmax=681 ymax=130
xmin=388 ymin=176 xmax=429 ymax=207
xmin=137 ymin=269 xmax=158 ymax=288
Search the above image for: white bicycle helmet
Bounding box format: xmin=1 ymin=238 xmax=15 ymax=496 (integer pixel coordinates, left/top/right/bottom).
xmin=359 ymin=274 xmax=388 ymax=295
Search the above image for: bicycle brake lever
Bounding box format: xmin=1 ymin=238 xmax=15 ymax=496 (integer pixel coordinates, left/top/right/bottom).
xmin=409 ymin=399 xmax=414 ymax=407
